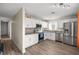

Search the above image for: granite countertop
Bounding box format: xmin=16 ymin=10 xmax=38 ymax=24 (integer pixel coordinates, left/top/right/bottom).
xmin=25 ymin=29 xmax=64 ymax=35
xmin=25 ymin=32 xmax=38 ymax=35
xmin=44 ymin=29 xmax=64 ymax=33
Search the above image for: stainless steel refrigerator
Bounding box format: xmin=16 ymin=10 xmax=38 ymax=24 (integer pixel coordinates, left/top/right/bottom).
xmin=63 ymin=21 xmax=77 ymax=46
xmin=63 ymin=22 xmax=72 ymax=45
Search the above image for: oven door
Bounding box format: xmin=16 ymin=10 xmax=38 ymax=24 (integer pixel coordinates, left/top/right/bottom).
xmin=39 ymin=33 xmax=44 ymax=41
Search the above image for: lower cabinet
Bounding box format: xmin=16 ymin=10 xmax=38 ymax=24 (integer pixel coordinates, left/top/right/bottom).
xmin=50 ymin=33 xmax=55 ymax=40
xmin=44 ymin=32 xmax=50 ymax=40
xmin=44 ymin=32 xmax=55 ymax=40
xmin=25 ymin=34 xmax=38 ymax=48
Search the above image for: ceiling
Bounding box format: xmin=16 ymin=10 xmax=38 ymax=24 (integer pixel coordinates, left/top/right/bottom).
xmin=0 ymin=3 xmax=79 ymax=20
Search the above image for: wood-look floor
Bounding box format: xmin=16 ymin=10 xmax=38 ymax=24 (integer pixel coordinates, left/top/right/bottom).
xmin=25 ymin=40 xmax=79 ymax=55
xmin=0 ymin=40 xmax=21 ymax=55
xmin=0 ymin=39 xmax=79 ymax=55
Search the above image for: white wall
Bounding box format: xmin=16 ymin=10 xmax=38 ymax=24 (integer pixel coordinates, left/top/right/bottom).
xmin=23 ymin=8 xmax=26 ymax=54
xmin=12 ymin=8 xmax=25 ymax=54
xmin=8 ymin=21 xmax=12 ymax=39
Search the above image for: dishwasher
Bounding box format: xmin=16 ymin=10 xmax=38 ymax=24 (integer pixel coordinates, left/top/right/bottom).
xmin=55 ymin=32 xmax=63 ymax=43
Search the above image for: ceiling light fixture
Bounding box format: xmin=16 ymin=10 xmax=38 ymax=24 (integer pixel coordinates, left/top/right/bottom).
xmin=51 ymin=3 xmax=70 ymax=8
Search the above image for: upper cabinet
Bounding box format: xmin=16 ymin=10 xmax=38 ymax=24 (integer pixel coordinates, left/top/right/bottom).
xmin=36 ymin=20 xmax=48 ymax=28
xmin=41 ymin=21 xmax=48 ymax=28
xmin=48 ymin=21 xmax=58 ymax=30
xmin=25 ymin=17 xmax=48 ymax=28
xmin=25 ymin=18 xmax=36 ymax=28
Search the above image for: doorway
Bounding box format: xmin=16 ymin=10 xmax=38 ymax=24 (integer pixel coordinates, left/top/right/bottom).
xmin=1 ymin=21 xmax=9 ymax=38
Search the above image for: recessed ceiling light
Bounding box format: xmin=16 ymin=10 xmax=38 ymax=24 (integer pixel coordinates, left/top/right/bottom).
xmin=51 ymin=12 xmax=55 ymax=14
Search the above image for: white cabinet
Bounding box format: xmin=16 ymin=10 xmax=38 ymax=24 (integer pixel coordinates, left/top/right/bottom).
xmin=35 ymin=19 xmax=40 ymax=24
xmin=34 ymin=19 xmax=48 ymax=28
xmin=37 ymin=20 xmax=48 ymax=28
xmin=25 ymin=18 xmax=48 ymax=28
xmin=48 ymin=22 xmax=58 ymax=30
xmin=50 ymin=33 xmax=55 ymax=40
xmin=44 ymin=32 xmax=50 ymax=40
xmin=31 ymin=34 xmax=38 ymax=45
xmin=24 ymin=35 xmax=31 ymax=48
xmin=25 ymin=34 xmax=38 ymax=48
xmin=25 ymin=18 xmax=36 ymax=28
xmin=44 ymin=32 xmax=55 ymax=40
xmin=41 ymin=21 xmax=48 ymax=28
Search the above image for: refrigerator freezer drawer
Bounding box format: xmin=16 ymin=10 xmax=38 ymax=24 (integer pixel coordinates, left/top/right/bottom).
xmin=63 ymin=36 xmax=72 ymax=45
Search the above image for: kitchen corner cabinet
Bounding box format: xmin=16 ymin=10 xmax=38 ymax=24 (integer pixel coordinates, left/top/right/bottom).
xmin=44 ymin=32 xmax=55 ymax=40
xmin=24 ymin=34 xmax=38 ymax=48
xmin=25 ymin=18 xmax=36 ymax=28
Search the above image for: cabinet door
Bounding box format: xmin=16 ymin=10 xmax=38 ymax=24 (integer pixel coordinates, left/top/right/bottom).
xmin=25 ymin=42 xmax=31 ymax=48
xmin=50 ymin=33 xmax=55 ymax=40
xmin=25 ymin=35 xmax=32 ymax=48
xmin=44 ymin=32 xmax=47 ymax=40
xmin=31 ymin=20 xmax=36 ymax=28
xmin=44 ymin=32 xmax=55 ymax=40
xmin=25 ymin=18 xmax=36 ymax=28
xmin=25 ymin=35 xmax=30 ymax=42
xmin=44 ymin=32 xmax=49 ymax=40
xmin=25 ymin=18 xmax=29 ymax=27
xmin=41 ymin=22 xmax=48 ymax=28
xmin=44 ymin=32 xmax=51 ymax=40
xmin=25 ymin=34 xmax=38 ymax=48
xmin=31 ymin=34 xmax=38 ymax=45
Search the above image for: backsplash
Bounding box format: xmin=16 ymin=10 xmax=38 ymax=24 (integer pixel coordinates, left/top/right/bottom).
xmin=25 ymin=28 xmax=35 ymax=34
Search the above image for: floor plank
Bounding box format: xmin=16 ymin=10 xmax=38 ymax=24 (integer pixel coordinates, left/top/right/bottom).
xmin=0 ymin=40 xmax=21 ymax=55
xmin=1 ymin=39 xmax=79 ymax=55
xmin=25 ymin=40 xmax=79 ymax=55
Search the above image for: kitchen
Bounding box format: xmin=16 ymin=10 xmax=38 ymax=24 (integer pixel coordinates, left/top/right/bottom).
xmin=24 ymin=15 xmax=77 ymax=48
xmin=0 ymin=3 xmax=79 ymax=55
